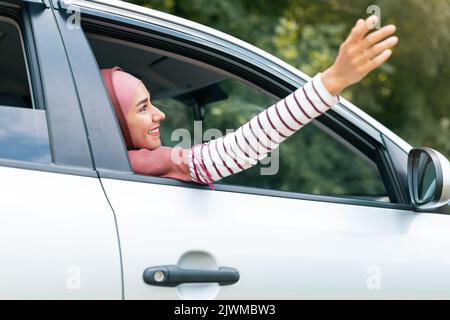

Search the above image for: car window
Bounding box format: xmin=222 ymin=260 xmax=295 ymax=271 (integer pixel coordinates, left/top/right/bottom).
xmin=85 ymin=32 xmax=388 ymax=202
xmin=0 ymin=15 xmax=51 ymax=164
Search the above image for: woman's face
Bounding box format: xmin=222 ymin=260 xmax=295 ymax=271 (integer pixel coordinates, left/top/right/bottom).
xmin=125 ymin=82 xmax=166 ymax=150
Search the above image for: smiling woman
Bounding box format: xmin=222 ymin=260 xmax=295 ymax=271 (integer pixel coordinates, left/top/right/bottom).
xmin=103 ymin=16 xmax=396 ymax=187
xmin=100 ymin=15 xmax=398 ymax=188
xmin=102 ymin=66 xmax=192 ymax=181
xmin=101 ymin=64 xmax=342 ymax=186
xmin=128 ymin=86 xmax=165 ymax=150
xmin=116 ymin=71 xmax=165 ymax=150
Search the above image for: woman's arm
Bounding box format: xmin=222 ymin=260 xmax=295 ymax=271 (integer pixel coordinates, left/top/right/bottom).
xmin=129 ymin=16 xmax=398 ymax=185
xmin=188 ymin=15 xmax=398 ymax=186
xmin=188 ymin=73 xmax=335 ymax=185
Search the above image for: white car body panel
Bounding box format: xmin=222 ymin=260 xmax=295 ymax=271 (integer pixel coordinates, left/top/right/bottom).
xmin=101 ymin=178 xmax=450 ymax=299
xmin=0 ymin=166 xmax=122 ymax=299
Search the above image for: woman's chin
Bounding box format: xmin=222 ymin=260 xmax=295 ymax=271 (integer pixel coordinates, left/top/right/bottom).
xmin=146 ymin=137 xmax=161 ymax=150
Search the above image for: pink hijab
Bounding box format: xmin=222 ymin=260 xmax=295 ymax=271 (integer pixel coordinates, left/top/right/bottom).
xmin=101 ymin=66 xmax=138 ymax=150
xmin=101 ymin=66 xmax=191 ymax=182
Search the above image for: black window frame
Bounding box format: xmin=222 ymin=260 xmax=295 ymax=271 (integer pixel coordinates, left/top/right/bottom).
xmin=0 ymin=0 xmax=95 ymax=177
xmin=52 ymin=2 xmax=414 ymax=211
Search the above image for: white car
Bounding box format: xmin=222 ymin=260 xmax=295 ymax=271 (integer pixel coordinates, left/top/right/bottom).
xmin=0 ymin=0 xmax=449 ymax=299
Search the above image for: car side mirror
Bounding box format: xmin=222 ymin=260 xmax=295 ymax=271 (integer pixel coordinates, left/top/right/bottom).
xmin=407 ymin=147 xmax=450 ymax=210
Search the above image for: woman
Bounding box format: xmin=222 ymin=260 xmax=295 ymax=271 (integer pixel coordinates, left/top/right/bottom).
xmin=101 ymin=15 xmax=398 ymax=187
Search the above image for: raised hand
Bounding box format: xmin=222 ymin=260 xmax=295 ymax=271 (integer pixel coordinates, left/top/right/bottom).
xmin=321 ymin=15 xmax=398 ymax=96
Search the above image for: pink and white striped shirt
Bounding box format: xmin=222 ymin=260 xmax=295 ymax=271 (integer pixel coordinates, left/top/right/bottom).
xmin=187 ymin=72 xmax=340 ymax=186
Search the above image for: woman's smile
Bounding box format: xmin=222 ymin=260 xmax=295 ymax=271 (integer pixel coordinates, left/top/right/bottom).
xmin=148 ymin=127 xmax=160 ymax=136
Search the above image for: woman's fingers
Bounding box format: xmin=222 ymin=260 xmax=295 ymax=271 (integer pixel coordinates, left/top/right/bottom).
xmin=362 ymin=24 xmax=397 ymax=49
xmin=346 ymin=15 xmax=378 ymax=44
xmin=355 ymin=35 xmax=398 ymax=63
xmin=327 ymin=15 xmax=398 ymax=92
xmin=368 ymin=36 xmax=398 ymax=60
xmin=362 ymin=49 xmax=393 ymax=74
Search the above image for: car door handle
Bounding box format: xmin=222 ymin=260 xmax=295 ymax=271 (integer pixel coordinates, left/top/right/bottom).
xmin=143 ymin=265 xmax=240 ymax=287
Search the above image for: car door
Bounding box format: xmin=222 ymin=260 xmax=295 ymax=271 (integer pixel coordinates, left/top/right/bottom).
xmin=0 ymin=0 xmax=122 ymax=299
xmin=56 ymin=0 xmax=450 ymax=299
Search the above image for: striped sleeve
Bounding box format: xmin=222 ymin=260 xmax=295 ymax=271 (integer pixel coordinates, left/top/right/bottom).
xmin=189 ymin=73 xmax=340 ymax=185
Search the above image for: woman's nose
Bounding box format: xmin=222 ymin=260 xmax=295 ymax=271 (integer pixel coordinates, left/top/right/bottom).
xmin=152 ymin=106 xmax=165 ymax=122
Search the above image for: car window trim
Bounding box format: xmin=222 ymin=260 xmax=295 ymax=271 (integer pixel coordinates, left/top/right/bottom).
xmin=0 ymin=2 xmax=95 ymax=175
xmin=0 ymin=157 xmax=97 ymax=177
xmin=0 ymin=9 xmax=36 ymax=109
xmin=49 ymin=5 xmax=132 ymax=173
xmin=84 ymin=11 xmax=406 ymax=205
xmin=23 ymin=2 xmax=93 ymax=169
xmin=0 ymin=1 xmax=19 ymax=9
xmin=21 ymin=3 xmax=45 ymax=109
xmin=59 ymin=11 xmax=409 ymax=208
xmin=98 ymin=168 xmax=414 ymax=212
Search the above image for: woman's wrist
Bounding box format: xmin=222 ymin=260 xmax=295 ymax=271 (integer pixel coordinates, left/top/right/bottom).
xmin=321 ymin=66 xmax=347 ymax=96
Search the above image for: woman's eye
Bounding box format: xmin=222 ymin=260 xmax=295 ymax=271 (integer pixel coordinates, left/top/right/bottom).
xmin=140 ymin=105 xmax=147 ymax=112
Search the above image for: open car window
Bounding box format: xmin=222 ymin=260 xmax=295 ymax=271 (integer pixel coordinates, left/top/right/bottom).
xmin=84 ymin=28 xmax=389 ymax=202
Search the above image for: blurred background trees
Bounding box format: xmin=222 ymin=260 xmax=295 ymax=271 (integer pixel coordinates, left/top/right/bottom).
xmin=127 ymin=0 xmax=449 ymax=159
